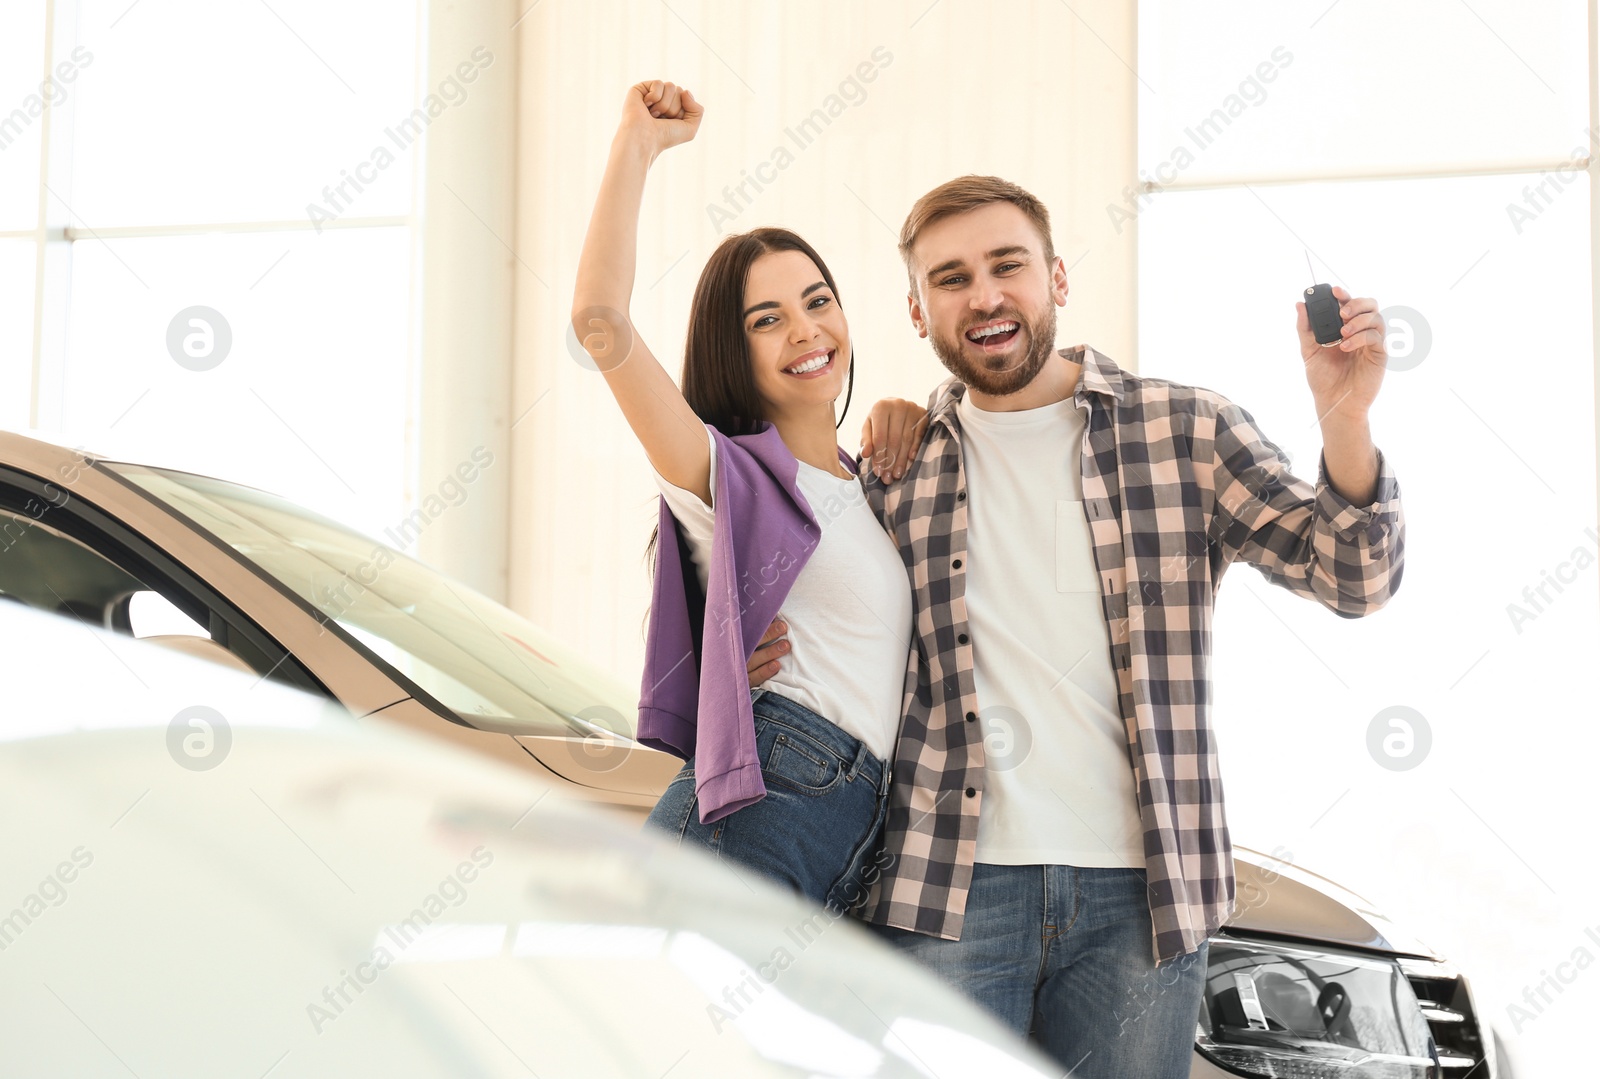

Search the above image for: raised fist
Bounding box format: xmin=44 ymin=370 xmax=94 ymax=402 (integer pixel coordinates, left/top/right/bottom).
xmin=618 ymin=79 xmax=703 ymax=157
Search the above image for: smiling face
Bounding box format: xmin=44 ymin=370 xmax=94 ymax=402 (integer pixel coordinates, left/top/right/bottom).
xmin=741 ymin=248 xmax=851 ymax=419
xmin=907 ymin=201 xmax=1068 ymax=399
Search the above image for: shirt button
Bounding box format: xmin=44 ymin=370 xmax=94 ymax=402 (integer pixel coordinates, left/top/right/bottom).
xmin=965 ymin=711 xmax=976 ymax=723
xmin=964 ymin=787 xmax=976 ymax=798
xmin=957 ymin=633 xmax=969 ymax=645
xmin=957 ymin=491 xmax=967 ymax=501
xmin=952 ymin=559 xmax=963 ymax=569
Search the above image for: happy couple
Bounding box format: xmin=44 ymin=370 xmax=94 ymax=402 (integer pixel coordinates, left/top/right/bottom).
xmin=571 ymin=78 xmax=1405 ymax=1076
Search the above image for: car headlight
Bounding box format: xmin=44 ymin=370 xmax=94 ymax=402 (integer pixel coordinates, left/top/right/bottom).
xmin=1195 ymin=937 xmax=1438 ymax=1078
xmin=1398 ymin=956 xmax=1496 ymax=1077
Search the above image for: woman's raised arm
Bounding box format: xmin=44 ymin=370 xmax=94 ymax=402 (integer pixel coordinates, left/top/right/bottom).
xmin=572 ymin=81 xmax=714 ymax=505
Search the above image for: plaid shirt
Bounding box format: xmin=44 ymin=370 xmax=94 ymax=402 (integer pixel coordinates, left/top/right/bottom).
xmin=857 ymin=344 xmax=1405 ymax=964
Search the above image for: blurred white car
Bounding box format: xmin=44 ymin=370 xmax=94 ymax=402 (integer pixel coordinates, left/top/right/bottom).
xmin=0 ymin=430 xmax=1513 ymax=1077
xmin=0 ymin=603 xmax=1068 ymax=1077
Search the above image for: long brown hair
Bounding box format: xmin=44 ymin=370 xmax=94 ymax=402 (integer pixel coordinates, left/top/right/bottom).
xmin=645 ymin=227 xmax=856 ymax=619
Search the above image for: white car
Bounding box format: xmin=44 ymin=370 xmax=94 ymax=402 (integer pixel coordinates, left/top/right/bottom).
xmin=0 ymin=603 xmax=1068 ymax=1077
xmin=0 ymin=429 xmax=1514 ymax=1077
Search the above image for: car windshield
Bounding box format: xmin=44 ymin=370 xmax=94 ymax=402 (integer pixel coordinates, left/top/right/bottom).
xmin=108 ymin=464 xmax=637 ymax=738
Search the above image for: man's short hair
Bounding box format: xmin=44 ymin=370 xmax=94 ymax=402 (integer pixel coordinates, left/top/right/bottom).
xmin=899 ymin=175 xmax=1056 ymax=294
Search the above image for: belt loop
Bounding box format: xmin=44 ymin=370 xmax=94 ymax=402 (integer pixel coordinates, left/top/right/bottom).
xmin=848 ymin=739 xmax=871 ymax=782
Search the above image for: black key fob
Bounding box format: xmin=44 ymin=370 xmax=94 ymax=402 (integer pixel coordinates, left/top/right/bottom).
xmin=1304 ymin=284 xmax=1344 ymax=346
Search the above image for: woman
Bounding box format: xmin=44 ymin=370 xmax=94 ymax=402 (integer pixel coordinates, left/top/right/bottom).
xmin=572 ymin=80 xmax=925 ymax=913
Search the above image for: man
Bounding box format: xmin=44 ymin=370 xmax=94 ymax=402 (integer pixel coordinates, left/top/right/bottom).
xmin=748 ymin=175 xmax=1404 ymax=1076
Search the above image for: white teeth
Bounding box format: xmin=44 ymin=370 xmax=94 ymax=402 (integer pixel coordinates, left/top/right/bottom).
xmin=967 ymin=322 xmax=1019 ymax=341
xmin=785 ymin=353 xmax=831 ymax=374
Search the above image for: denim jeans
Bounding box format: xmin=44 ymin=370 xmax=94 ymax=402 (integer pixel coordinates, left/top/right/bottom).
xmin=868 ymin=862 xmax=1208 ymax=1078
xmin=645 ymin=689 xmax=891 ymax=913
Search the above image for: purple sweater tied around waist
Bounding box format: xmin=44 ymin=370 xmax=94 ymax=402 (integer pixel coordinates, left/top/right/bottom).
xmin=636 ymin=421 xmax=857 ymax=824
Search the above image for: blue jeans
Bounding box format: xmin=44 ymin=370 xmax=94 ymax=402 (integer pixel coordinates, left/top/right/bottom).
xmin=868 ymin=862 xmax=1208 ymax=1078
xmin=645 ymin=689 xmax=890 ymax=913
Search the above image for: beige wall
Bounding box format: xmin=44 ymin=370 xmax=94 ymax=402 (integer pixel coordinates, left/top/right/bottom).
xmin=415 ymin=0 xmax=520 ymax=604
xmin=508 ymin=0 xmax=1140 ymax=682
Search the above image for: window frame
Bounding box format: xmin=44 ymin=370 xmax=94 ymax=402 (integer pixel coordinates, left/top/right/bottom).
xmin=0 ymin=462 xmax=329 ymax=696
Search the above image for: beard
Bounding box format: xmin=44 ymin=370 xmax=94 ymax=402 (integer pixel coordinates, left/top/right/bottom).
xmin=927 ymin=301 xmax=1058 ymax=398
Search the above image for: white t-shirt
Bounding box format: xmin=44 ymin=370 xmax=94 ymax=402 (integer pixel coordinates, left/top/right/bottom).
xmin=651 ymin=425 xmax=913 ymax=762
xmin=955 ymin=391 xmax=1145 ymax=867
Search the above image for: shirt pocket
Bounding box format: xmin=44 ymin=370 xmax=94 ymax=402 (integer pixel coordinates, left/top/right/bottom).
xmin=1055 ymin=499 xmax=1100 ymax=593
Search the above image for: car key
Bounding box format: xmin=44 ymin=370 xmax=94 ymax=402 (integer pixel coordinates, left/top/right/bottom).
xmin=1303 ymin=251 xmax=1344 ymax=346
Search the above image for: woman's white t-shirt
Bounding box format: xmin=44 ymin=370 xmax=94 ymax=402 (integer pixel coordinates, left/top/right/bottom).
xmin=651 ymin=425 xmax=912 ymax=761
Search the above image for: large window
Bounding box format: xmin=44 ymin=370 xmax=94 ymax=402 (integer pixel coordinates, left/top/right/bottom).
xmin=1 ymin=0 xmax=423 ymax=539
xmin=1138 ymin=3 xmax=1596 ymax=1073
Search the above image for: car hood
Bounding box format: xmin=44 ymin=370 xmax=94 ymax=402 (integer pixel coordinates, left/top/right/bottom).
xmin=0 ymin=606 xmax=1059 ymax=1078
xmin=1228 ymin=845 xmax=1439 ymax=959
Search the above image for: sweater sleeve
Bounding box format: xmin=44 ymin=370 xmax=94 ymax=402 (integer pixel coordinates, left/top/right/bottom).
xmin=687 ymin=430 xmax=769 ymax=822
xmin=636 ymin=495 xmax=703 ymax=761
